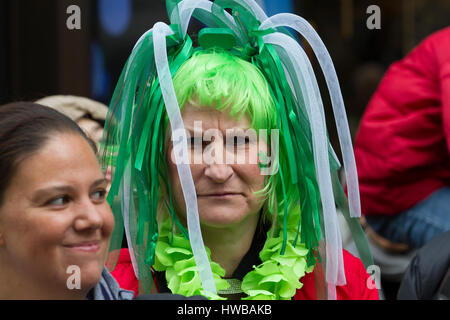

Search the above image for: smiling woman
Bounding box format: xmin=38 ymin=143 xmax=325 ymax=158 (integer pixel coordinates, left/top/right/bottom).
xmin=0 ymin=102 xmax=133 ymax=300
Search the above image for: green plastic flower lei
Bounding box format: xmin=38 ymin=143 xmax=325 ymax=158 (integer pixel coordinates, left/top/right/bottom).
xmin=153 ymin=219 xmax=229 ymax=300
xmin=153 ymin=209 xmax=314 ymax=300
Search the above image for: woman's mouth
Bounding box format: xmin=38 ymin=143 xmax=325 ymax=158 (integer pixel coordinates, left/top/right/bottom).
xmin=198 ymin=193 xmax=243 ymax=199
xmin=63 ymin=241 xmax=101 ymax=252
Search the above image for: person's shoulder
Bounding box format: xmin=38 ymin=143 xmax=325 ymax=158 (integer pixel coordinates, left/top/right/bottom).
xmin=109 ymin=248 xmax=139 ymax=296
xmin=342 ymin=249 xmax=365 ymax=272
xmin=403 ymin=26 xmax=450 ymax=73
xmin=337 ymin=249 xmax=379 ymax=300
xmin=423 ymin=26 xmax=450 ymax=47
xmin=87 ymin=267 xmax=135 ymax=300
xmin=294 ymin=250 xmax=379 ymax=300
xmin=116 ymin=248 xmax=132 ymax=263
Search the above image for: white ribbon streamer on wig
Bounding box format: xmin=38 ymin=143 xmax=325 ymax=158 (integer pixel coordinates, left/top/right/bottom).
xmin=240 ymin=0 xmax=268 ymax=22
xmin=176 ymin=0 xmax=215 ymax=37
xmin=132 ymin=28 xmax=153 ymax=52
xmin=122 ymin=159 xmax=140 ymax=279
xmin=175 ymin=0 xmax=267 ymax=40
xmin=152 ymin=21 xmax=217 ymax=296
xmin=260 ymin=14 xmax=361 ymax=220
xmin=175 ymin=0 xmax=235 ymax=37
xmin=263 ymin=33 xmax=346 ymax=293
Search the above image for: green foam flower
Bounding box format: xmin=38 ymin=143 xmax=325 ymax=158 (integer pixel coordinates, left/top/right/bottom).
xmin=241 ymin=231 xmax=313 ymax=300
xmin=154 ymin=219 xmax=230 ymax=300
xmin=241 ymin=262 xmax=310 ymax=300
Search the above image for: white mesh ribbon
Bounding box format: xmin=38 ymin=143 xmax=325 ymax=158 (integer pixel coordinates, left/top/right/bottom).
xmin=245 ymin=0 xmax=353 ymax=298
xmin=175 ymin=0 xmax=268 ymax=39
xmin=118 ymin=36 xmax=145 ymax=280
xmin=122 ymin=159 xmax=139 ymax=279
xmin=240 ymin=0 xmax=268 ymax=21
xmin=262 ymin=32 xmax=346 ymax=295
xmin=175 ymin=0 xmax=236 ymax=38
xmin=153 ymin=21 xmax=217 ymax=296
xmin=260 ymin=13 xmax=361 ymax=220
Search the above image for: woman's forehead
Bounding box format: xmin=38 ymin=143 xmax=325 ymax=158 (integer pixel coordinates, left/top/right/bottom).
xmin=3 ymin=134 xmax=103 ymax=201
xmin=181 ymin=103 xmax=251 ymax=131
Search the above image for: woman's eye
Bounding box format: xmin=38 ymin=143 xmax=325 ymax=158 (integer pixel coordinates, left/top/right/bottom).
xmin=190 ymin=137 xmax=201 ymax=145
xmin=189 ymin=137 xmax=208 ymax=148
xmin=46 ymin=195 xmax=70 ymax=207
xmin=91 ymin=189 xmax=107 ymax=201
xmin=229 ymin=136 xmax=249 ymax=146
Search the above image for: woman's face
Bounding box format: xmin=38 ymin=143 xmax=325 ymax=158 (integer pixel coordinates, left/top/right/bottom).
xmin=0 ymin=133 xmax=114 ymax=298
xmin=167 ymin=103 xmax=267 ymax=228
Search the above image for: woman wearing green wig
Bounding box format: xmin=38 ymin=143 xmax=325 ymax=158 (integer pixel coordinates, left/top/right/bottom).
xmin=101 ymin=0 xmax=378 ymax=300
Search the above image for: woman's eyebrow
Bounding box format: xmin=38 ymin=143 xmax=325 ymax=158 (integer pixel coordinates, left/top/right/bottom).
xmin=31 ymin=179 xmax=107 ymax=203
xmin=30 ymin=185 xmax=76 ymax=204
xmin=91 ymin=178 xmax=107 ymax=187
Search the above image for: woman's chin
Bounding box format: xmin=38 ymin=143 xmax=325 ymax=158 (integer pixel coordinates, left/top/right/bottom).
xmin=74 ymin=263 xmax=104 ymax=291
xmin=198 ymin=208 xmax=250 ymax=228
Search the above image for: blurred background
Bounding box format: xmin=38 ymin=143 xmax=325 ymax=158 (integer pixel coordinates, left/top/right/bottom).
xmin=0 ymin=0 xmax=449 ymax=144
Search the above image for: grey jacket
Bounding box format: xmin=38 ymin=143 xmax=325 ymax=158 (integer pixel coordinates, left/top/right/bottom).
xmin=86 ymin=267 xmax=134 ymax=300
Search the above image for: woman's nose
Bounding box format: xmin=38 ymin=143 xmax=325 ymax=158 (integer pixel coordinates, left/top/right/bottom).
xmin=204 ymin=163 xmax=233 ymax=183
xmin=73 ymin=200 xmax=104 ymax=231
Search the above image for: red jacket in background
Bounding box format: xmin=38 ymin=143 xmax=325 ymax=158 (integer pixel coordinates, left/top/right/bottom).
xmin=110 ymin=248 xmax=379 ymax=300
xmin=354 ymin=27 xmax=450 ymax=216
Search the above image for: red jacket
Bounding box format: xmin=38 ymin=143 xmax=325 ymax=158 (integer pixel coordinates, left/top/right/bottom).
xmin=110 ymin=248 xmax=379 ymax=300
xmin=354 ymin=27 xmax=450 ymax=216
